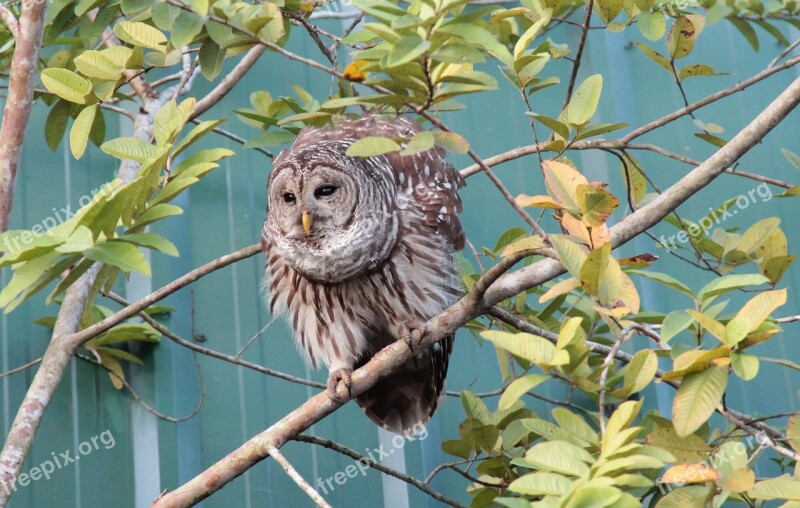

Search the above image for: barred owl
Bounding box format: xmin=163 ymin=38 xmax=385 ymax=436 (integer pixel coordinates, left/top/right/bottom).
xmin=261 ymin=114 xmax=465 ymax=434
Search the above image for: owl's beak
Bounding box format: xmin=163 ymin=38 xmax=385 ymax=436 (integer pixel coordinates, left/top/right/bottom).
xmin=301 ymin=210 xmax=313 ymax=235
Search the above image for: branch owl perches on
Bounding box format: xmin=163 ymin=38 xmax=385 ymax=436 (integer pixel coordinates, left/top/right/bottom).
xmin=261 ymin=114 xmax=465 ymax=434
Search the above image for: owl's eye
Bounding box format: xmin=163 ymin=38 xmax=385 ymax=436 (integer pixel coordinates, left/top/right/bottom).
xmin=314 ymin=185 xmax=338 ymax=198
xmin=283 ymin=192 xmax=296 ymax=203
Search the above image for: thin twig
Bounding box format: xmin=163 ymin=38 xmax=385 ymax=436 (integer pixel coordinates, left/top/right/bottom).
xmin=76 ymin=352 xmax=205 ymax=423
xmin=266 ymin=444 xmax=333 ymax=508
xmin=101 ymin=291 xmax=323 ymax=389
xmin=598 ymin=324 xmax=635 ymax=433
xmin=294 ymin=435 xmax=464 ymax=507
xmin=190 ymin=118 xmax=274 ymax=159
xmin=0 ymin=358 xmax=41 ymax=379
xmin=560 ymin=1 xmax=594 ymax=113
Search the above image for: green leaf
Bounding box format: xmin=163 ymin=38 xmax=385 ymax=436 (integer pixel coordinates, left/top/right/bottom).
xmin=74 ymin=50 xmax=124 ymax=80
xmin=114 ymin=21 xmax=168 ymax=53
xmin=101 ymin=137 xmax=158 ymax=162
xmin=45 ymin=100 xmax=71 ymax=151
xmin=40 ymin=69 xmax=92 ymax=104
xmin=55 ymin=225 xmax=94 ymax=253
xmin=646 ymin=427 xmax=710 ymax=463
xmin=748 ymin=475 xmax=800 ymax=500
xmin=461 ymin=390 xmax=490 ymax=423
xmin=603 ymin=400 xmax=642 ymax=453
xmin=781 ymin=148 xmax=800 ymax=170
xmin=549 ymin=235 xmax=587 ymax=277
xmin=120 ymin=232 xmax=179 ymax=257
xmin=345 ymin=136 xmax=401 ymax=157
xmin=724 ymin=289 xmax=787 ymax=345
xmin=431 ymin=131 xmax=469 ymax=154
xmin=171 ymin=10 xmax=204 ymax=48
xmin=133 ymin=203 xmax=183 ymax=228
xmin=729 ymin=18 xmax=759 ymax=52
xmin=529 ymin=114 xmax=570 ymax=139
xmin=636 ymin=43 xmax=671 ymax=72
xmin=508 ymin=472 xmax=572 ymax=496
xmin=731 ymin=352 xmax=759 ymax=381
xmin=655 ymin=485 xmax=713 ymax=508
xmin=85 ymin=241 xmax=151 ymax=276
xmin=563 ymin=74 xmax=603 ymax=125
xmin=737 ymin=217 xmax=780 ymax=255
xmin=199 ymin=39 xmax=225 ymax=81
xmin=441 ymin=439 xmax=472 ymax=459
xmin=580 ymin=242 xmax=609 ymax=295
xmin=245 ymin=131 xmax=296 ymax=148
xmin=638 ymin=11 xmax=666 ymax=40
xmin=69 ymin=104 xmax=97 ymax=160
xmin=552 ymin=407 xmax=599 ymax=445
xmin=672 ymin=365 xmax=728 ymax=437
xmin=661 ymin=310 xmax=694 ymax=343
xmin=480 ymin=330 xmax=569 ymax=368
xmin=385 ymin=35 xmax=430 ymax=67
xmin=575 ymin=122 xmax=628 ymax=140
xmin=595 ymin=0 xmax=623 ymax=24
xmin=523 ymin=441 xmax=593 ymax=476
xmin=697 ymin=273 xmax=769 ymax=303
xmin=172 ymin=119 xmax=226 ymax=158
xmin=627 ymin=270 xmax=693 ymax=297
xmin=0 ymin=252 xmax=61 ymax=311
xmin=400 ymin=131 xmax=435 ymax=156
xmin=498 ymin=374 xmax=548 ymax=410
xmin=513 ymin=16 xmax=549 ymax=60
xmin=621 ymin=349 xmax=658 ymax=395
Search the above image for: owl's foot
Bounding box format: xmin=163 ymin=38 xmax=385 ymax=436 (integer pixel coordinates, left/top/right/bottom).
xmin=398 ymin=320 xmax=427 ymax=353
xmin=326 ymin=368 xmax=353 ymax=404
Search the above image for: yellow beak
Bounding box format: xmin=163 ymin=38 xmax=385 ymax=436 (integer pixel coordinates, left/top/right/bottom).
xmin=301 ymin=211 xmax=313 ymax=235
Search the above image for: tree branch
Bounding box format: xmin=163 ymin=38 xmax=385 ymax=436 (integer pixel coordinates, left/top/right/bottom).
xmin=0 ymin=5 xmax=19 ymax=39
xmin=0 ymin=0 xmax=48 ymax=232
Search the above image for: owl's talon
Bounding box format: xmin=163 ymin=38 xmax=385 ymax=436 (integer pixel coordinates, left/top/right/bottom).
xmin=399 ymin=321 xmax=427 ymax=353
xmin=327 ymin=368 xmax=353 ymax=404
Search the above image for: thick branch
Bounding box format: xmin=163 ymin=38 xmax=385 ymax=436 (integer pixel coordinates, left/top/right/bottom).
xmin=0 ymin=0 xmax=47 ymax=233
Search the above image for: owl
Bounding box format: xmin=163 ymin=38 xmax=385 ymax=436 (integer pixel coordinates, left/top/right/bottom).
xmin=261 ymin=114 xmax=465 ymax=434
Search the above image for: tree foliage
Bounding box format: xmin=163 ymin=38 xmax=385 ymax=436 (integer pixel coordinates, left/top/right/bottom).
xmin=0 ymin=0 xmax=799 ymax=506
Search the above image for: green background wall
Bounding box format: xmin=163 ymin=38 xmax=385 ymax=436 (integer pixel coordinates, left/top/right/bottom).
xmin=1 ymin=10 xmax=799 ymax=507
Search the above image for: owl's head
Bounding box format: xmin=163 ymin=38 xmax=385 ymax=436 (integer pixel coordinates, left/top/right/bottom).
xmin=264 ymin=139 xmax=400 ymax=283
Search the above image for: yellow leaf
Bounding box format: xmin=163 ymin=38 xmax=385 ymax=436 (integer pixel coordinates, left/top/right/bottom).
xmin=539 ymin=277 xmax=580 ymax=303
xmin=515 ymin=194 xmax=564 ymax=209
xmin=343 ymin=60 xmax=369 ymax=82
xmin=542 ymin=160 xmax=588 ymax=214
xmin=661 ymin=463 xmax=720 ymax=484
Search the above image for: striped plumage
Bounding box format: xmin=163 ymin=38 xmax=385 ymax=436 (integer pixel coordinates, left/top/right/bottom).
xmin=261 ymin=115 xmax=465 ymax=434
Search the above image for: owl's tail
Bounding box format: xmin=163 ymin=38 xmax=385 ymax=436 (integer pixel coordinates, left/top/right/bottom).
xmin=354 ymin=336 xmax=453 ymax=435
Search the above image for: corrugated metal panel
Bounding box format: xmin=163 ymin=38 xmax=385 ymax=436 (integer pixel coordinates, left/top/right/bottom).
xmin=1 ymin=16 xmax=798 ymax=507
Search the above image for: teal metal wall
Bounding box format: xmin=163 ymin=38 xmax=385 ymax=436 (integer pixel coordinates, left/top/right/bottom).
xmin=1 ymin=11 xmax=799 ymax=508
